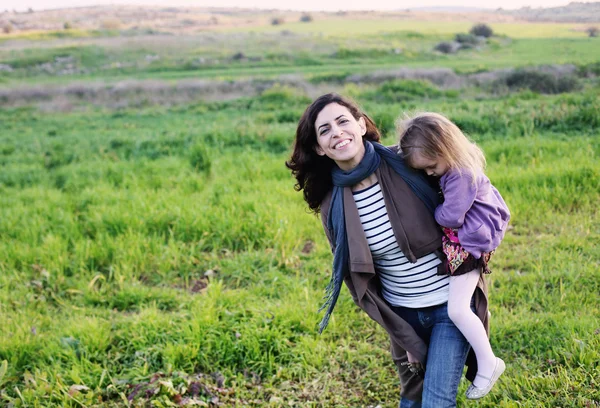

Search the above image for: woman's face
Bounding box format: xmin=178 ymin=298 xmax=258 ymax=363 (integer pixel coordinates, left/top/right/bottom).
xmin=313 ymin=103 xmax=367 ymax=171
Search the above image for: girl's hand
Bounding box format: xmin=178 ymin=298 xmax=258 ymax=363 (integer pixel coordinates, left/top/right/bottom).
xmin=403 ymin=351 xmax=425 ymax=376
xmin=406 ymin=351 xmax=419 ymax=364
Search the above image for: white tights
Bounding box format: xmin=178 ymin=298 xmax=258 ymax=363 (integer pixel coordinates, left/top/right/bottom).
xmin=447 ymin=269 xmax=496 ymax=388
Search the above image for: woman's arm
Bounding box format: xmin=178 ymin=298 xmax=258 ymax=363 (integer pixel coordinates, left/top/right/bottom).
xmin=434 ymin=171 xmax=478 ymax=228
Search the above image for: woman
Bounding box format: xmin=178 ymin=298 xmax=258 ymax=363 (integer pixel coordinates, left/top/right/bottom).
xmin=286 ymin=93 xmax=490 ymax=407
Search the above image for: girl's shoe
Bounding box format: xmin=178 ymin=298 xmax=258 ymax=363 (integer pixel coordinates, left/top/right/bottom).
xmin=465 ymin=357 xmax=506 ymax=400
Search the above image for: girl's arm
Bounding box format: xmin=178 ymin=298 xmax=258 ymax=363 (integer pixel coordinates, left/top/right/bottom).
xmin=434 ymin=171 xmax=478 ymax=228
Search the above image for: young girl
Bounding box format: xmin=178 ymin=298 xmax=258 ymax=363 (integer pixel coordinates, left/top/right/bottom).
xmin=397 ymin=112 xmax=510 ymax=400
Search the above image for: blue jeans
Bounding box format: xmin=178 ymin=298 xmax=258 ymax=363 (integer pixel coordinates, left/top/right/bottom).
xmin=393 ymin=302 xmax=471 ymax=408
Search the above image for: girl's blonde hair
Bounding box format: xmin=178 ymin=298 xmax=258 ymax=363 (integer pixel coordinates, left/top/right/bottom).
xmin=397 ymin=112 xmax=486 ymax=181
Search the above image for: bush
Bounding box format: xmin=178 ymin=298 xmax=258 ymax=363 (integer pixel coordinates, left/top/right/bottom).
xmin=458 ymin=42 xmax=475 ymax=50
xmin=502 ymin=69 xmax=580 ymax=94
xmin=577 ymin=61 xmax=600 ymax=77
xmin=309 ymin=72 xmax=350 ymax=84
xmin=63 ymin=22 xmax=72 ymax=30
xmin=2 ymin=22 xmax=13 ymax=34
xmin=368 ymin=79 xmax=447 ymax=103
xmin=231 ymin=52 xmax=246 ymax=61
xmin=300 ymin=14 xmax=313 ymax=22
xmin=470 ymin=23 xmax=493 ymax=38
xmin=455 ymin=33 xmax=479 ymax=45
xmin=258 ymin=85 xmax=310 ymax=106
xmin=189 ymin=144 xmax=211 ymax=174
xmin=434 ymin=42 xmax=455 ymax=54
xmin=334 ymin=47 xmax=391 ymax=59
xmin=553 ymin=76 xmax=581 ymax=93
xmin=361 ymin=79 xmax=459 ymax=105
xmin=271 ymin=17 xmax=284 ymax=25
xmin=587 ymin=27 xmax=598 ymax=37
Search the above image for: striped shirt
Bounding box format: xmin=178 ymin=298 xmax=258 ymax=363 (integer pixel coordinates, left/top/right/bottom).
xmin=352 ymin=182 xmax=449 ymax=308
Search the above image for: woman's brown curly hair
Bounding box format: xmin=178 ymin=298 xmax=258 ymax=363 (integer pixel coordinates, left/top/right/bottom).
xmin=285 ymin=93 xmax=381 ymax=213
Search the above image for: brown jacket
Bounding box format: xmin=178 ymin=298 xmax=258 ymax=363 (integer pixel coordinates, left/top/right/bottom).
xmin=320 ymin=155 xmax=489 ymax=401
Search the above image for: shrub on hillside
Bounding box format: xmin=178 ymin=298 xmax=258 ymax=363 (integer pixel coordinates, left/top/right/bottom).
xmin=434 ymin=41 xmax=456 ymax=54
xmin=231 ymin=52 xmax=246 ymax=61
xmin=271 ymin=17 xmax=284 ymax=25
xmin=300 ymin=14 xmax=313 ymax=22
xmin=455 ymin=33 xmax=480 ymax=45
xmin=365 ymin=79 xmax=456 ymax=103
xmin=501 ymin=69 xmax=580 ymax=94
xmin=63 ymin=22 xmax=72 ymax=30
xmin=334 ymin=47 xmax=391 ymax=59
xmin=470 ymin=23 xmax=493 ymax=38
xmin=258 ymin=85 xmax=310 ymax=106
xmin=309 ymin=71 xmax=351 ymax=83
xmin=551 ymin=76 xmax=580 ymax=93
xmin=577 ymin=61 xmax=600 ymax=77
xmin=587 ymin=27 xmax=598 ymax=37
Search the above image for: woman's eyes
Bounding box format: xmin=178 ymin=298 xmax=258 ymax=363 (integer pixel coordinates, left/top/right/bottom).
xmin=319 ymin=119 xmax=349 ymax=135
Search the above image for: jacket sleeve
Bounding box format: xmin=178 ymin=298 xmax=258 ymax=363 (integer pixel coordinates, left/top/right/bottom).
xmin=434 ymin=171 xmax=478 ymax=228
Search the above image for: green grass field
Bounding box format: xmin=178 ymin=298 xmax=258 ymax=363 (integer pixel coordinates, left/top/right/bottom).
xmin=1 ymin=18 xmax=599 ymax=85
xmin=1 ymin=15 xmax=599 ymax=407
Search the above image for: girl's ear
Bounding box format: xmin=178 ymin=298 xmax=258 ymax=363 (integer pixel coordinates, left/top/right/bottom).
xmin=358 ymin=117 xmax=367 ymax=135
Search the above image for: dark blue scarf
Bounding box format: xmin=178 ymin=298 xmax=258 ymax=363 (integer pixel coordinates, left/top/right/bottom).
xmin=319 ymin=141 xmax=441 ymax=333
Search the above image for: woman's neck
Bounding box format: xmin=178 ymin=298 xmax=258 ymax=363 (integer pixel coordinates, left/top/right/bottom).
xmin=334 ymin=141 xmax=366 ymax=172
xmin=351 ymin=173 xmax=378 ymax=192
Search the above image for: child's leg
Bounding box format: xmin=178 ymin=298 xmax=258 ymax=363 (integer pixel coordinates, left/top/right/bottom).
xmin=447 ymin=269 xmax=497 ymax=388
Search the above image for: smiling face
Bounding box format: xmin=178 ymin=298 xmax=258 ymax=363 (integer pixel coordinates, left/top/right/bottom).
xmin=409 ymin=150 xmax=450 ymax=177
xmin=314 ymin=103 xmax=367 ymax=171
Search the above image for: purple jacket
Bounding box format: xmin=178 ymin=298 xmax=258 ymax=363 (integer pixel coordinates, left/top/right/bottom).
xmin=435 ymin=169 xmax=510 ymax=259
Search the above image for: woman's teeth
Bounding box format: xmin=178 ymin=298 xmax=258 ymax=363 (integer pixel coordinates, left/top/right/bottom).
xmin=335 ymin=140 xmax=350 ymax=149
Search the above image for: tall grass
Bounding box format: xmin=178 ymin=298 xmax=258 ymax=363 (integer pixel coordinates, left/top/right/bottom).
xmin=1 ymin=15 xmax=599 ymax=407
xmin=1 ymin=80 xmax=599 ymax=406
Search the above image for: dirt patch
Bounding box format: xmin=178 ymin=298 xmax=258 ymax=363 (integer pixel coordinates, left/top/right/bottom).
xmin=301 ymin=240 xmax=315 ymax=254
xmin=190 ymin=278 xmax=208 ymax=294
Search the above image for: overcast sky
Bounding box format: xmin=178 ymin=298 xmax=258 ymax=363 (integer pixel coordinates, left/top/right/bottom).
xmin=2 ymin=0 xmax=580 ymax=12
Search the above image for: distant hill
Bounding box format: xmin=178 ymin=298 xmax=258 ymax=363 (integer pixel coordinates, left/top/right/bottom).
xmin=0 ymin=5 xmax=519 ymax=35
xmin=497 ymin=1 xmax=600 ymax=23
xmin=1 ymin=3 xmax=597 ymax=35
xmin=406 ymin=6 xmax=492 ymax=13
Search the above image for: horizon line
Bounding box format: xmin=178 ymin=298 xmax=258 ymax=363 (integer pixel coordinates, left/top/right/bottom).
xmin=3 ymin=2 xmax=578 ymax=13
